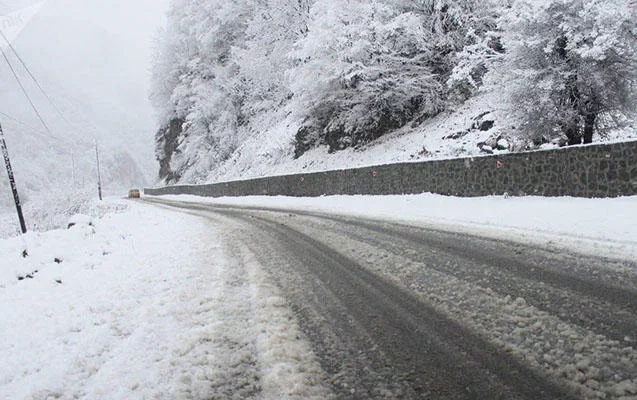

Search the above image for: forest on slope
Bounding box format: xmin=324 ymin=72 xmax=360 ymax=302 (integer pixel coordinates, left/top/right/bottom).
xmin=151 ymin=0 xmax=636 ymax=184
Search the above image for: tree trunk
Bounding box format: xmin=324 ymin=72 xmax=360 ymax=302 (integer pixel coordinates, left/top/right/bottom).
xmin=563 ymin=118 xmax=581 ymax=145
xmin=566 ymin=128 xmax=581 ymax=145
xmin=583 ymin=113 xmax=596 ymax=144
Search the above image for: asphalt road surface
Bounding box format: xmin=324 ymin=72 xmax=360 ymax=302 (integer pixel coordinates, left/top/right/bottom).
xmin=143 ymin=197 xmax=637 ymax=399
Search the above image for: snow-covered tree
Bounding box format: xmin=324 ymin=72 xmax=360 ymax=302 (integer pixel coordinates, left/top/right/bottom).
xmin=390 ymin=0 xmax=509 ymax=100
xmin=503 ymin=0 xmax=637 ymax=145
xmin=233 ymin=0 xmax=313 ymax=120
xmin=149 ymin=0 xmax=194 ymax=126
xmin=444 ymin=1 xmax=509 ymax=100
xmin=151 ymin=0 xmax=252 ymax=182
xmin=290 ymin=1 xmax=446 ymax=156
xmin=288 ymin=0 xmax=513 ymax=156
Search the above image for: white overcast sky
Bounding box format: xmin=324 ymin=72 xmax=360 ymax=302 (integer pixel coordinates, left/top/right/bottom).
xmin=0 ymin=0 xmax=171 ymax=179
xmin=36 ymin=0 xmax=170 ymax=76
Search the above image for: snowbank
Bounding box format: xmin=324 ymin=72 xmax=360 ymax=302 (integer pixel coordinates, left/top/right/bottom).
xmin=158 ymin=193 xmax=637 ymax=262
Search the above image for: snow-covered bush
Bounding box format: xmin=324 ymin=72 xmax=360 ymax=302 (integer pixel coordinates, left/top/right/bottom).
xmin=502 ymin=0 xmax=637 ymax=145
xmin=0 ymin=186 xmax=128 ymax=239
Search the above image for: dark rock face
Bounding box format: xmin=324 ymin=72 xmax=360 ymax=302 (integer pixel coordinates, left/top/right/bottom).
xmin=478 ymin=120 xmax=495 ymax=131
xmin=294 ymin=99 xmax=427 ymax=158
xmin=294 ymin=125 xmax=319 ymax=159
xmin=156 ymin=118 xmax=184 ymax=183
xmin=444 ymin=111 xmax=496 ymax=142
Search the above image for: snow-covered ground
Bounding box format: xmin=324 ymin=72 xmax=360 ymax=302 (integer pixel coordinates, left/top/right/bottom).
xmin=158 ymin=193 xmax=637 ymax=262
xmin=0 ymin=193 xmax=635 ymax=399
xmin=0 ymin=199 xmax=331 ymax=399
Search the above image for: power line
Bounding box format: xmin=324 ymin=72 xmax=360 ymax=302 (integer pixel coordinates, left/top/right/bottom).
xmin=0 ymin=46 xmax=53 ymax=135
xmin=0 ymin=29 xmax=74 ymax=128
xmin=0 ymin=28 xmax=115 ymax=146
xmin=0 ymin=110 xmax=48 ymax=136
xmin=0 ymin=28 xmax=106 ymax=169
xmin=0 ymin=110 xmax=74 ymax=149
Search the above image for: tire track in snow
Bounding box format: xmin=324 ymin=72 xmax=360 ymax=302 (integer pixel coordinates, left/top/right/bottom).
xmin=224 ymin=238 xmax=335 ymax=400
xmin=291 ymin=214 xmax=637 ymax=344
xmin=153 ymin=208 xmax=334 ymax=400
xmin=144 ymin=198 xmax=636 ymax=399
xmin=215 ymin=209 xmax=578 ymax=399
xmin=265 ymin=212 xmax=637 ymax=399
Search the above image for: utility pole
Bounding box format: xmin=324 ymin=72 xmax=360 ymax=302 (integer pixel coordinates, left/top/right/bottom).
xmin=0 ymin=120 xmax=27 ymax=234
xmin=95 ymin=141 xmax=102 ymax=201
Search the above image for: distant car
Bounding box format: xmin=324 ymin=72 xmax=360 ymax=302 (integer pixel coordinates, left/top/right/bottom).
xmin=128 ymin=189 xmax=141 ymax=198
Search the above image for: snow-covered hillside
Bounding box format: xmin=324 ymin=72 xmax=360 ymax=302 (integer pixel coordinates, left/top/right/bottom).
xmin=151 ymin=0 xmax=636 ymax=185
xmin=201 ymin=83 xmax=637 ymax=184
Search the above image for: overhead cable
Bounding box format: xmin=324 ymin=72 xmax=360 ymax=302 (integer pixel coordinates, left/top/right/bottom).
xmin=0 ymin=46 xmax=53 ymax=135
xmin=0 ymin=29 xmax=75 ymax=128
xmin=0 ymin=110 xmax=71 ymax=147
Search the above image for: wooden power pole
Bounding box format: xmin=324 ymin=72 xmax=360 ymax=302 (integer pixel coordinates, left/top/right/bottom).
xmin=0 ymin=120 xmax=27 ymax=234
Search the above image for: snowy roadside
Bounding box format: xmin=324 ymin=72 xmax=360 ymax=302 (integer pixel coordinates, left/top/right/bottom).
xmin=0 ymin=199 xmax=331 ymax=399
xmin=156 ymin=194 xmax=637 ymax=263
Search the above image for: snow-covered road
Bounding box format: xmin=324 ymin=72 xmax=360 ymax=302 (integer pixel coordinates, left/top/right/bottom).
xmin=1 ymin=195 xmax=636 ymax=399
xmin=145 ymin=197 xmax=636 ymax=399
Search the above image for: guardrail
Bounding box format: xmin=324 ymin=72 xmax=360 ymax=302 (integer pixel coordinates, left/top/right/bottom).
xmin=145 ymin=140 xmax=637 ymax=198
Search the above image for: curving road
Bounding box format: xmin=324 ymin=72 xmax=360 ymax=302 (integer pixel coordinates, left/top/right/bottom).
xmin=143 ymin=197 xmax=637 ymax=399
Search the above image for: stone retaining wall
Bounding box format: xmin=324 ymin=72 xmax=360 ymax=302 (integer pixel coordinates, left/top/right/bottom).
xmin=145 ymin=140 xmax=637 ymax=198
